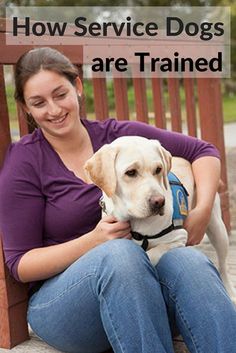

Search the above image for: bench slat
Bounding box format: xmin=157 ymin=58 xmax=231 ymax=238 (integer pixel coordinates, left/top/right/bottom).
xmin=133 ymin=76 xmax=148 ymax=123
xmin=183 ymin=78 xmax=197 ymax=137
xmin=151 ymin=76 xmax=166 ymax=129
xmin=113 ymin=76 xmax=129 ymax=121
xmin=167 ymin=78 xmax=182 ymax=132
xmin=93 ymin=76 xmax=109 ymax=121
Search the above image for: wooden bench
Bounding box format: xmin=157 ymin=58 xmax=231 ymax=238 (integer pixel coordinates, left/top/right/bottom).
xmin=0 ymin=17 xmax=231 ymax=350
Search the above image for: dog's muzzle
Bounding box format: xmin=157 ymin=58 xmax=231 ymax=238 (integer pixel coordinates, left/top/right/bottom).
xmin=149 ymin=195 xmax=165 ymax=215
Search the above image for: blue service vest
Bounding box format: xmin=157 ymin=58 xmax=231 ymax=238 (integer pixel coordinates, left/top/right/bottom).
xmin=168 ymin=172 xmax=189 ymax=226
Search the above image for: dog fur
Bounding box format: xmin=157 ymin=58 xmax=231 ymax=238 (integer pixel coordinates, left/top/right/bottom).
xmin=84 ymin=136 xmax=236 ymax=302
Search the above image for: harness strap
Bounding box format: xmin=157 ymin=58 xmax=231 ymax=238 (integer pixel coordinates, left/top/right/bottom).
xmin=131 ymin=224 xmax=183 ymax=251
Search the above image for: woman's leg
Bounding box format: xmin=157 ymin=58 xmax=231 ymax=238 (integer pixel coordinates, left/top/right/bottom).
xmin=156 ymin=247 xmax=236 ymax=353
xmin=28 ymin=239 xmax=175 ymax=353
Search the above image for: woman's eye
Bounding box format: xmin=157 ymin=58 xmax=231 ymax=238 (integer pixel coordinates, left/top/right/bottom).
xmin=33 ymin=101 xmax=45 ymax=108
xmin=56 ymin=92 xmax=67 ymax=99
xmin=155 ymin=167 xmax=162 ymax=174
xmin=125 ymin=169 xmax=137 ymax=177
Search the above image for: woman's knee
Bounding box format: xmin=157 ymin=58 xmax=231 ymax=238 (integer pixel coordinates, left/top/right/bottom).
xmin=99 ymin=239 xmax=149 ymax=267
xmin=93 ymin=239 xmax=155 ymax=282
xmin=156 ymin=246 xmax=219 ymax=289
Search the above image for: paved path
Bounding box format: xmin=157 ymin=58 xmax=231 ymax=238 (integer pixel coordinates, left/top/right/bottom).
xmin=1 ymin=231 xmax=235 ymax=353
xmin=224 ymin=122 xmax=236 ymax=148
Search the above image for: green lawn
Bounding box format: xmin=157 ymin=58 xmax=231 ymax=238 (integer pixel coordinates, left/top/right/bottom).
xmin=222 ymin=95 xmax=236 ymax=123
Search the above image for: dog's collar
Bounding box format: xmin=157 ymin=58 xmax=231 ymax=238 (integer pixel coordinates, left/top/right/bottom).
xmin=99 ymin=172 xmax=189 ymax=252
xmin=131 ymin=222 xmax=184 ymax=251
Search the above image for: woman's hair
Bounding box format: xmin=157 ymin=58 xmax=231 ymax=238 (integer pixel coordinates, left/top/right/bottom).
xmin=14 ymin=47 xmax=79 ymax=105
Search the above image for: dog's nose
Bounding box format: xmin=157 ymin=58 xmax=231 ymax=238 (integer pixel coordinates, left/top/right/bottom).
xmin=149 ymin=195 xmax=165 ymax=213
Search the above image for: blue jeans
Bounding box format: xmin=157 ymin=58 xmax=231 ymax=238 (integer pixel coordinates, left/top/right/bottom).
xmin=28 ymin=239 xmax=236 ymax=353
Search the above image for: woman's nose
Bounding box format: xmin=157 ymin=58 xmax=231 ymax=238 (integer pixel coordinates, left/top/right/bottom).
xmin=47 ymin=100 xmax=62 ymax=116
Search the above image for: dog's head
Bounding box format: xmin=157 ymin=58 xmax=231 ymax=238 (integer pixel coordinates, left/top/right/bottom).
xmin=84 ymin=136 xmax=172 ymax=220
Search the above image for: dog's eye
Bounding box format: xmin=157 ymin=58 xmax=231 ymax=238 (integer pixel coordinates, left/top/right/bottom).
xmin=155 ymin=167 xmax=162 ymax=175
xmin=125 ymin=169 xmax=137 ymax=177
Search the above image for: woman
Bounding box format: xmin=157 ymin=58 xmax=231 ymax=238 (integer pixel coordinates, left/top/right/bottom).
xmin=0 ymin=47 xmax=235 ymax=353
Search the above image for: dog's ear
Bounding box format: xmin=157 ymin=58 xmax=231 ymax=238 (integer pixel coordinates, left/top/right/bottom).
xmin=84 ymin=145 xmax=118 ymax=197
xmin=150 ymin=140 xmax=172 ymax=190
xmin=159 ymin=146 xmax=172 ymax=190
xmin=160 ymin=146 xmax=172 ymax=173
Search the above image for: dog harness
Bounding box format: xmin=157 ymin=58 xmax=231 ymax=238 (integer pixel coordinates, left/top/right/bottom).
xmin=131 ymin=172 xmax=189 ymax=251
xmin=99 ymin=172 xmax=189 ymax=252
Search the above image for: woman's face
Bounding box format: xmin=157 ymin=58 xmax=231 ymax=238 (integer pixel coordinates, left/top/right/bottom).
xmin=23 ymin=69 xmax=82 ymax=138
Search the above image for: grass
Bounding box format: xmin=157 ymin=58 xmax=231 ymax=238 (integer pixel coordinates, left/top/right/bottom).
xmin=222 ymin=95 xmax=236 ymax=123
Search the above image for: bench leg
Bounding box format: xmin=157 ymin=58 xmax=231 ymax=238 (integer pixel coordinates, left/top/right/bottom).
xmin=0 ymin=301 xmax=29 ymax=349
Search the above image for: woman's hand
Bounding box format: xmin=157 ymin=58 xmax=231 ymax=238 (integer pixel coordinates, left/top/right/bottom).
xmin=93 ymin=215 xmax=132 ymax=243
xmin=18 ymin=216 xmax=131 ymax=283
xmin=184 ymin=206 xmax=211 ymax=246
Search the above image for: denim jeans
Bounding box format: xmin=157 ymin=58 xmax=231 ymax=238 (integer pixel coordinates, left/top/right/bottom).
xmin=28 ymin=239 xmax=236 ymax=353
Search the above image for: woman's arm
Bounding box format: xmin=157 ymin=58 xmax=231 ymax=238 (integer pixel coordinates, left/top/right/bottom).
xmin=18 ymin=215 xmax=131 ymax=283
xmin=184 ymin=156 xmax=221 ymax=245
xmin=0 ymin=143 xmax=130 ymax=283
xmin=110 ymin=119 xmax=221 ymax=162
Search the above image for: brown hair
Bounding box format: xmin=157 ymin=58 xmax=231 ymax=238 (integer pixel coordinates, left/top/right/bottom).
xmin=14 ymin=47 xmax=79 ymax=104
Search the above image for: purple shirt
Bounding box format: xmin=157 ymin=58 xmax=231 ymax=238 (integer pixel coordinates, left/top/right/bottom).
xmin=0 ymin=119 xmax=220 ymax=282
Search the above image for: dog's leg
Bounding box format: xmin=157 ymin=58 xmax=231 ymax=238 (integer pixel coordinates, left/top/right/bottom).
xmin=147 ymin=242 xmax=183 ymax=266
xmin=147 ymin=230 xmax=187 ymax=266
xmin=206 ymin=194 xmax=236 ymax=303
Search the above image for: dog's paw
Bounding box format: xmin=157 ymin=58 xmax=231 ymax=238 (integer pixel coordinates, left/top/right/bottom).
xmin=147 ymin=241 xmax=186 ymax=266
xmin=147 ymin=249 xmax=162 ymax=266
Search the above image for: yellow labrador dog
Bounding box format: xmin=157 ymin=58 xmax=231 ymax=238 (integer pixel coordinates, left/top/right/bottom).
xmin=84 ymin=136 xmax=236 ymax=302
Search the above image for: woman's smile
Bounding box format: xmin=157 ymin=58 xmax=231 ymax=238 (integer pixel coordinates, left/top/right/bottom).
xmin=48 ymin=113 xmax=68 ymax=125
